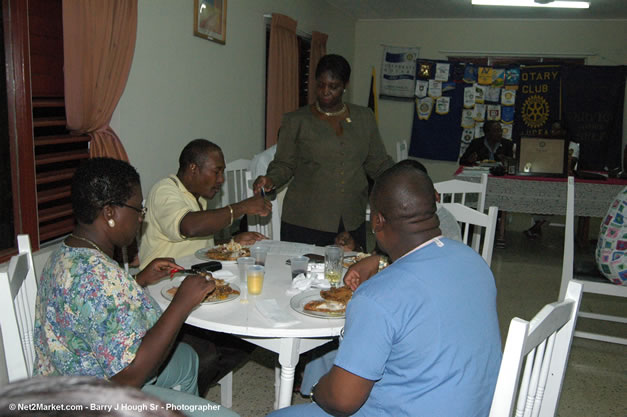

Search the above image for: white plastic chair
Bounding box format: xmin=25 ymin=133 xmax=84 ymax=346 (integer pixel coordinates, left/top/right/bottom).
xmin=558 ymin=176 xmax=627 ymax=345
xmin=440 ymin=203 xmax=498 ymax=266
xmin=220 ymin=159 xmax=252 ymax=209
xmin=396 ymin=140 xmax=408 ymax=162
xmin=489 ymin=280 xmax=583 ymax=417
xmin=435 ymin=173 xmax=488 ymax=249
xmin=0 ymin=234 xmax=38 ymax=382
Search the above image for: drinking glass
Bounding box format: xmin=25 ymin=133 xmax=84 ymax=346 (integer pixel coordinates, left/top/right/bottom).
xmin=290 ymin=256 xmax=309 ymax=279
xmin=247 ymin=265 xmax=265 ymax=295
xmin=324 ymin=245 xmax=343 ymax=288
xmin=250 ymin=245 xmax=268 ymax=266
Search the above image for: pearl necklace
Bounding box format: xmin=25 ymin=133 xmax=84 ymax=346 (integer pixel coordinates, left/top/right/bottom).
xmin=70 ymin=234 xmax=106 ymax=255
xmin=315 ymin=101 xmax=347 ymax=117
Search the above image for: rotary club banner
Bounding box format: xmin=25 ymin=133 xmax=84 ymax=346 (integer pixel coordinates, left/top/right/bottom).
xmin=380 ymin=45 xmax=420 ymax=98
xmin=561 ymin=65 xmax=626 ymax=170
xmin=513 ymin=65 xmax=561 ymax=139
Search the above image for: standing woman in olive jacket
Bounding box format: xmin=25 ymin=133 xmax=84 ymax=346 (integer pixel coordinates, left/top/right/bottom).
xmin=254 ymin=54 xmax=394 ymax=250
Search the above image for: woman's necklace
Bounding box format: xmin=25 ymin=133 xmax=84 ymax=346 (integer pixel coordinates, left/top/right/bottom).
xmin=315 ymin=101 xmax=347 ymax=117
xmin=70 ymin=233 xmax=106 ymax=255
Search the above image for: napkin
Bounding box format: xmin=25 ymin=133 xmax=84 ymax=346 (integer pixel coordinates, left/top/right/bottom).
xmin=255 ymin=299 xmax=300 ymax=328
xmin=211 ymin=270 xmax=236 ymax=281
xmin=285 ymin=273 xmax=331 ymax=296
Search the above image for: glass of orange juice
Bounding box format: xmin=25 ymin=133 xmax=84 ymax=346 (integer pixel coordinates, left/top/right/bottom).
xmin=247 ymin=265 xmax=265 ymax=295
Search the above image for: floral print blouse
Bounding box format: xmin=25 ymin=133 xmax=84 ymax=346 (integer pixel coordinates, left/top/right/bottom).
xmin=33 ymin=243 xmax=162 ymax=379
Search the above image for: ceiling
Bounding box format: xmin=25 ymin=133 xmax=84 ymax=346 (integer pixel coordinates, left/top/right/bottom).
xmin=325 ymin=0 xmax=627 ymax=20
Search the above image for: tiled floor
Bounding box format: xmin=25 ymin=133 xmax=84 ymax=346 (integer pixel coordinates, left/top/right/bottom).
xmin=206 ymin=220 xmax=627 ymax=417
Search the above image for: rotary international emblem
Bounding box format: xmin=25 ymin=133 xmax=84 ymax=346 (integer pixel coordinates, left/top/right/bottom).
xmin=522 ymin=95 xmax=549 ymax=128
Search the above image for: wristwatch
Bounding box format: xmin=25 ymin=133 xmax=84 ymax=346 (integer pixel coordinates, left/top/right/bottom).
xmin=378 ymin=255 xmax=389 ymax=272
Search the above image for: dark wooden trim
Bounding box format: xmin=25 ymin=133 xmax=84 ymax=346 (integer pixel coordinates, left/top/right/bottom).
xmin=3 ymin=0 xmax=39 ymax=252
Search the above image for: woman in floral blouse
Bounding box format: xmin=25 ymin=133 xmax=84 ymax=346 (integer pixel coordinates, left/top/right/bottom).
xmin=33 ymin=158 xmax=238 ymax=416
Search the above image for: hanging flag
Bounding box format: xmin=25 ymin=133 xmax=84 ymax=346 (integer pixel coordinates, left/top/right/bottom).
xmin=514 ymin=65 xmax=561 ymax=139
xmin=368 ymin=66 xmax=379 ymax=123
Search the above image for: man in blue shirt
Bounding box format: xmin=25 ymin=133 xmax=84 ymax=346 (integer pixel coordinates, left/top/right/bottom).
xmin=269 ymin=163 xmax=502 ymax=417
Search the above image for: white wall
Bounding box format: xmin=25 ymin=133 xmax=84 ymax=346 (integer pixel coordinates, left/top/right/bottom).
xmin=114 ymin=0 xmax=355 ymax=194
xmin=351 ymin=19 xmax=627 ymax=182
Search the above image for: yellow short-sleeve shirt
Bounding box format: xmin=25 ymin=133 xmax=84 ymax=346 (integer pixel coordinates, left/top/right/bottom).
xmin=139 ymin=175 xmax=214 ymax=269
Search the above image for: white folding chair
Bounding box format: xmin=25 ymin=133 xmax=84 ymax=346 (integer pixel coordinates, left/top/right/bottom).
xmin=435 ymin=173 xmax=488 ymax=249
xmin=558 ymin=176 xmax=627 ymax=345
xmin=489 ymin=280 xmax=583 ymax=417
xmin=220 ymin=159 xmax=252 ymax=209
xmin=395 ymin=140 xmax=408 ymax=162
xmin=0 ymin=234 xmax=38 ymax=382
xmin=440 ymin=203 xmax=498 ymax=267
xmin=434 ymin=173 xmax=488 ymax=213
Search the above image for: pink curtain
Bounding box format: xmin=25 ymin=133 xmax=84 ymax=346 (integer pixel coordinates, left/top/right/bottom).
xmin=307 ymin=31 xmax=328 ymax=105
xmin=265 ymin=13 xmax=298 ymax=148
xmin=62 ymin=0 xmax=138 ymax=161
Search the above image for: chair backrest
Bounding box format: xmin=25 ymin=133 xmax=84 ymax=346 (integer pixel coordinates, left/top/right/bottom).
xmin=434 ymin=173 xmax=488 ymax=213
xmin=0 ymin=235 xmax=38 ymax=382
xmin=220 ymin=159 xmax=252 ymax=208
xmin=558 ymin=176 xmax=627 ymax=345
xmin=440 ymin=203 xmax=498 ymax=266
xmin=396 ymin=140 xmax=408 ymax=162
xmin=489 ymin=280 xmax=583 ymax=417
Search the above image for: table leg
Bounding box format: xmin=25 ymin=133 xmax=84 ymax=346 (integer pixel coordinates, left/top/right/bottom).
xmin=275 ymin=338 xmax=301 ymax=409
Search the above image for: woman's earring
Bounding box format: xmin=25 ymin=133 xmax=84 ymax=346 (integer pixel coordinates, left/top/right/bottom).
xmin=108 ymin=219 xmax=116 ymax=228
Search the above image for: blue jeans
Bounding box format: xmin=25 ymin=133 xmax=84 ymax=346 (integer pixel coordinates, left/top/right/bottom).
xmin=142 ymin=343 xmax=239 ymax=417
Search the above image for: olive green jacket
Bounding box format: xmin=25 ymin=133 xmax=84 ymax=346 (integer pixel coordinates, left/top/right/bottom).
xmin=266 ymin=104 xmax=394 ymax=233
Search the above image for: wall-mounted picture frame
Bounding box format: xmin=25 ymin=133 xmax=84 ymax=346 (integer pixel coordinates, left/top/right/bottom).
xmin=194 ymin=0 xmax=227 ymax=44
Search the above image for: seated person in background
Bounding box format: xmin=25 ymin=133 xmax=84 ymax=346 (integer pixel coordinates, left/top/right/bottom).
xmin=459 ymin=120 xmax=513 ymax=166
xmin=139 ymin=139 xmax=271 ymax=268
xmin=459 ymin=120 xmax=512 ymax=248
xmin=269 ymin=163 xmax=501 ymax=417
xmin=33 ymin=158 xmax=239 ymax=417
xmin=596 ymin=186 xmax=627 ymax=285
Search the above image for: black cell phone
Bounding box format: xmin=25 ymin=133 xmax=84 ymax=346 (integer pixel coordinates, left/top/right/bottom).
xmin=190 ymin=261 xmax=222 ymax=273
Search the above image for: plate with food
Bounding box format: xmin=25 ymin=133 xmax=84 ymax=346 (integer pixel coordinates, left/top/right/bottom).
xmin=161 ymin=280 xmax=241 ymax=305
xmin=290 ymin=286 xmax=354 ymax=319
xmin=195 ymin=239 xmax=251 ymax=263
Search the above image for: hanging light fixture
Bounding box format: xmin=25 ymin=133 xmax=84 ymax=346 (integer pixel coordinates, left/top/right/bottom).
xmin=471 ymin=0 xmax=590 ymax=9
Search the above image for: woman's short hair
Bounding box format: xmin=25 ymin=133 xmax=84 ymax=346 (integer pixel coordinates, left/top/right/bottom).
xmin=178 ymin=139 xmax=222 ymax=171
xmin=71 ymin=158 xmax=141 ymax=225
xmin=0 ymin=376 xmax=184 ymax=416
xmin=315 ymin=54 xmax=351 ymax=85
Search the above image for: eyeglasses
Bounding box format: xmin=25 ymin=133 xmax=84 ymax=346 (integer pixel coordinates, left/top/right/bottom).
xmin=110 ymin=200 xmax=147 ymax=217
xmin=120 ymin=203 xmax=147 ymax=217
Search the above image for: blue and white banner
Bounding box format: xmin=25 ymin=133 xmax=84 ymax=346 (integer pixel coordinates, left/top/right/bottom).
xmin=380 ymin=45 xmax=420 ymax=98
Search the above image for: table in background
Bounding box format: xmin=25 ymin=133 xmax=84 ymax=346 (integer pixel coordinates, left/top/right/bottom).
xmin=458 ymin=174 xmax=627 ymax=217
xmin=148 ymin=240 xmax=344 ymax=409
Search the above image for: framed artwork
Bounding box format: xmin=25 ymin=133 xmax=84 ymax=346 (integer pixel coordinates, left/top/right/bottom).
xmin=516 ymin=137 xmax=567 ymax=177
xmin=194 ymin=0 xmax=227 ymax=44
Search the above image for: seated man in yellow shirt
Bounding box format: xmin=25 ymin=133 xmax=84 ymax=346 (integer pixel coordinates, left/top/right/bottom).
xmin=139 ymin=139 xmax=271 ymax=268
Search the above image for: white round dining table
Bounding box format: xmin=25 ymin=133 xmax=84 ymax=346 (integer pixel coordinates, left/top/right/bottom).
xmin=147 ymin=240 xmax=345 ymax=409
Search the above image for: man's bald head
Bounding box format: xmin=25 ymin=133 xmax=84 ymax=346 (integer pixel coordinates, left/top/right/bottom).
xmin=371 ymin=164 xmax=437 ymax=227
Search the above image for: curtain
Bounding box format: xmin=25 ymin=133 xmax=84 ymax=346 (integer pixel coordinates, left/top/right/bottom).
xmin=307 ymin=31 xmax=328 ymax=105
xmin=62 ymin=0 xmax=138 ymax=161
xmin=265 ymin=13 xmax=298 ymax=148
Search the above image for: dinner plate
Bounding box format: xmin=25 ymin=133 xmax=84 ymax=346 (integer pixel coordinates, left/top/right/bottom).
xmin=290 ymin=289 xmax=346 ymax=319
xmin=161 ymin=283 xmax=241 ymax=305
xmin=194 ymin=248 xmax=238 ymax=264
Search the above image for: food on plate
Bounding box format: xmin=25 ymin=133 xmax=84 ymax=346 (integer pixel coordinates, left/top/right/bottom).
xmin=166 ymin=280 xmax=239 ymax=302
xmin=320 ymin=286 xmax=354 ymax=304
xmin=205 ymin=239 xmax=251 ymax=261
xmin=303 ymin=286 xmax=354 ymax=314
xmin=343 ymin=252 xmax=370 ymax=268
xmin=303 ymin=300 xmax=346 ymax=314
